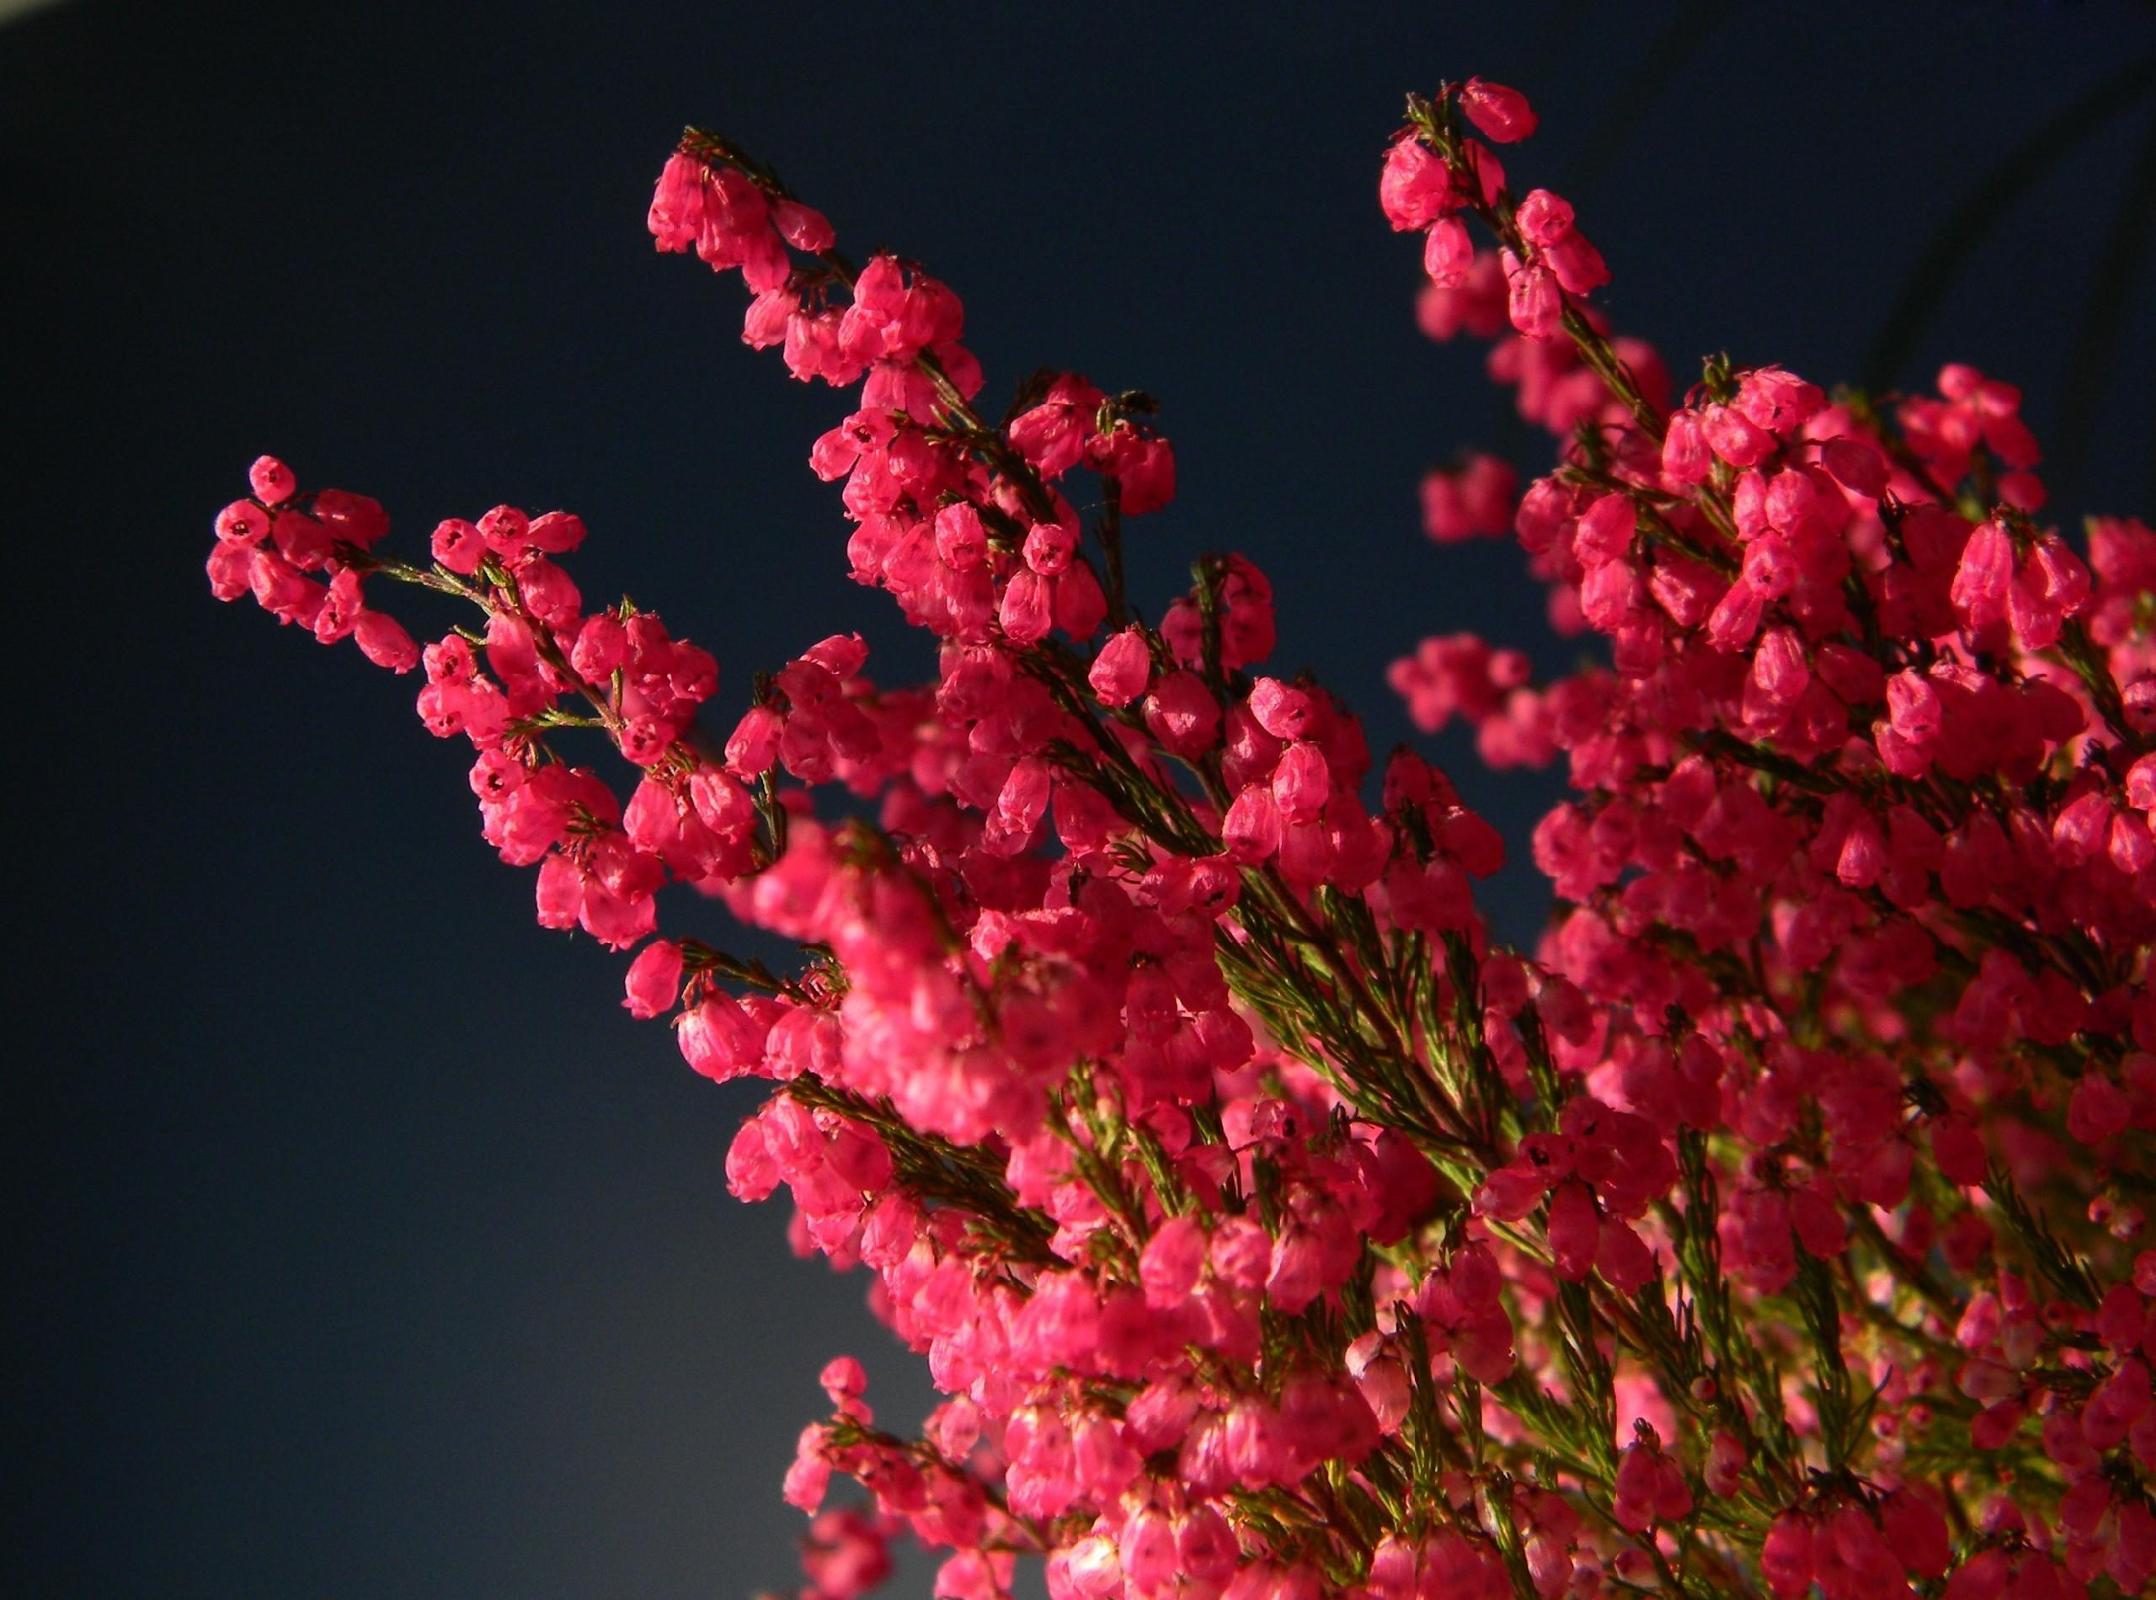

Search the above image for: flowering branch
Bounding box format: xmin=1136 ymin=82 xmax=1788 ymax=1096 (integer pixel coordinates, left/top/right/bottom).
xmin=208 ymin=68 xmax=2156 ymax=1600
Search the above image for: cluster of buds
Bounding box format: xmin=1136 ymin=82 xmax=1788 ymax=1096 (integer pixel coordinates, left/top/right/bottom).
xmin=212 ymin=74 xmax=2154 ymax=1600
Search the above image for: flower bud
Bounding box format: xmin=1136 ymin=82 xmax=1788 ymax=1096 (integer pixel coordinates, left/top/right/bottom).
xmin=1459 ymin=77 xmax=1538 ymax=142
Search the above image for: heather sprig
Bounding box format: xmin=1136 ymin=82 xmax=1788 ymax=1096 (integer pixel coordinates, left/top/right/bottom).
xmin=210 ymin=72 xmax=2156 ymax=1600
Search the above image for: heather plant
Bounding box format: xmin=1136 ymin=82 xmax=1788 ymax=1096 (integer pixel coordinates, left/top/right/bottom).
xmin=208 ymin=76 xmax=2156 ymax=1600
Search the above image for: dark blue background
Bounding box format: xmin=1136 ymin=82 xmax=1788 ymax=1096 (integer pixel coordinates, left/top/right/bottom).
xmin=8 ymin=1 xmax=2153 ymax=1594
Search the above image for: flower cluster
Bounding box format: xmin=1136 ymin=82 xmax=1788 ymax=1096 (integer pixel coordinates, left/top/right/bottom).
xmin=212 ymin=78 xmax=2154 ymax=1600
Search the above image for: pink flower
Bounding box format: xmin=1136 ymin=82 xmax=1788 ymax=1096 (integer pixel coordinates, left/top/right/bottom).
xmin=1088 ymin=627 xmax=1152 ymax=707
xmin=248 ymin=454 xmax=297 ymax=504
xmin=1459 ymin=78 xmax=1538 ymax=142
xmin=1612 ymin=1431 xmax=1692 ymax=1532
xmin=677 ymin=992 xmax=770 ymax=1082
xmin=1546 ymin=1179 xmax=1600 ymax=1281
xmin=1378 ymin=134 xmax=1454 ymax=231
xmin=772 ymin=198 xmax=834 ymax=253
xmin=623 ymin=939 xmax=685 ymax=1019
xmin=1501 ymin=248 xmax=1562 ymax=340
xmin=1422 ymin=215 xmax=1473 ymax=286
xmin=1951 ymin=519 xmax=2014 ymax=632
xmin=353 ymin=610 xmax=419 ymax=672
